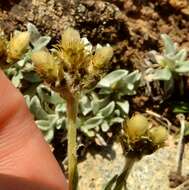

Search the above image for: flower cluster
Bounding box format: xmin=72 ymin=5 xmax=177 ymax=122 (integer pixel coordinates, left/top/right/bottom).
xmin=32 ymin=27 xmax=113 ymax=93
xmin=123 ymin=114 xmax=168 ymax=153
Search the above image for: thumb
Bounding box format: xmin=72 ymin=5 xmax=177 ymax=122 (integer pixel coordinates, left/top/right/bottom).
xmin=0 ymin=70 xmax=67 ymax=190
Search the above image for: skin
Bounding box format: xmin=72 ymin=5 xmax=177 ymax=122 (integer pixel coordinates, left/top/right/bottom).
xmin=0 ymin=70 xmax=68 ymax=190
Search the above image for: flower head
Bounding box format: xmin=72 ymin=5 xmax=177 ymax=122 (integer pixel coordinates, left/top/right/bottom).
xmin=125 ymin=114 xmax=149 ymax=141
xmin=148 ymin=126 xmax=168 ymax=145
xmin=7 ymin=31 xmax=30 ymax=63
xmin=32 ymin=50 xmax=62 ymax=85
xmin=92 ymin=46 xmax=113 ymax=69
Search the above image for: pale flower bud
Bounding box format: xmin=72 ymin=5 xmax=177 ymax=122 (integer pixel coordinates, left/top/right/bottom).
xmin=92 ymin=46 xmax=113 ymax=69
xmin=7 ymin=31 xmax=30 ymax=63
xmin=32 ymin=50 xmax=61 ymax=82
xmin=148 ymin=126 xmax=168 ymax=145
xmin=125 ymin=114 xmax=149 ymax=140
xmin=61 ymin=28 xmax=81 ymax=51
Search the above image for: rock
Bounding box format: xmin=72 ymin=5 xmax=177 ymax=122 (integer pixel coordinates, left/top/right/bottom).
xmin=78 ymin=142 xmax=189 ymax=190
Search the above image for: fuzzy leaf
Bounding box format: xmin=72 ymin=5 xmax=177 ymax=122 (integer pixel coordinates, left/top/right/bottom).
xmin=43 ymin=129 xmax=54 ymax=143
xmin=79 ymin=95 xmax=92 ymax=116
xmin=175 ymin=61 xmax=189 ymax=73
xmin=83 ymin=116 xmax=104 ymax=130
xmin=151 ymin=67 xmax=172 ymax=81
xmin=101 ymin=121 xmax=110 ymax=132
xmin=97 ymin=101 xmax=115 ymax=118
xmin=83 ymin=129 xmax=95 ymax=137
xmin=27 ymin=22 xmax=41 ymax=45
xmin=91 ymin=94 xmax=109 ymax=114
xmin=55 ymin=103 xmax=67 ymax=113
xmin=109 ymin=117 xmax=124 ymax=126
xmin=114 ymin=109 xmax=121 ymax=116
xmin=174 ymin=49 xmax=188 ymax=61
xmin=36 ymin=120 xmax=52 ymax=130
xmin=29 ymin=96 xmax=48 ymax=119
xmin=116 ymin=101 xmax=129 ymax=114
xmin=12 ymin=72 xmax=23 ymax=87
xmin=33 ymin=36 xmax=51 ymax=51
xmin=161 ymin=34 xmax=177 ymax=56
xmin=97 ymin=70 xmax=128 ymax=88
xmin=37 ymin=85 xmax=64 ymax=105
xmin=56 ymin=117 xmax=66 ymax=129
xmin=107 ymin=70 xmax=141 ymax=95
xmin=98 ymin=88 xmax=112 ymax=95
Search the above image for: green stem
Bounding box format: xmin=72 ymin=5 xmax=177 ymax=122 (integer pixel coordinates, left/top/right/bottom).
xmin=113 ymin=152 xmax=137 ymax=190
xmin=62 ymin=88 xmax=78 ymax=190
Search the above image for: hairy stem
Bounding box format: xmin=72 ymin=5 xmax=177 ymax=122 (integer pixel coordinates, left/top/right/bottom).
xmin=114 ymin=152 xmax=137 ymax=190
xmin=61 ymin=87 xmax=78 ymax=190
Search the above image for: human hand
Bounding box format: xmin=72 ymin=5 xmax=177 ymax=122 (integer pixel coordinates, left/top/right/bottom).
xmin=0 ymin=70 xmax=68 ymax=190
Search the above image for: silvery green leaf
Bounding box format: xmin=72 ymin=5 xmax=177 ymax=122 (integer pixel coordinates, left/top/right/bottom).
xmin=113 ymin=70 xmax=141 ymax=95
xmin=114 ymin=109 xmax=121 ymax=116
xmin=24 ymin=95 xmax=30 ymax=106
xmin=81 ymin=37 xmax=92 ymax=53
xmin=79 ymin=95 xmax=92 ymax=116
xmin=97 ymin=69 xmax=128 ymax=88
xmin=37 ymin=85 xmax=64 ymax=104
xmin=127 ymin=83 xmax=134 ymax=90
xmin=12 ymin=72 xmax=23 ymax=87
xmin=23 ymin=71 xmax=41 ymax=83
xmin=116 ymin=101 xmax=129 ymax=114
xmin=101 ymin=121 xmax=110 ymax=132
xmin=161 ymin=34 xmax=177 ymax=56
xmin=36 ymin=120 xmax=51 ymax=130
xmin=91 ymin=94 xmax=109 ymax=114
xmin=33 ymin=36 xmax=51 ymax=51
xmin=17 ymin=59 xmax=26 ymax=67
xmin=174 ymin=49 xmax=188 ymax=61
xmin=109 ymin=117 xmax=124 ymax=126
xmin=151 ymin=67 xmax=172 ymax=80
xmin=49 ymin=93 xmax=64 ymax=105
xmin=27 ymin=22 xmax=41 ymax=45
xmin=83 ymin=116 xmax=104 ymax=130
xmin=175 ymin=61 xmax=189 ymax=73
xmin=98 ymin=88 xmax=112 ymax=95
xmin=97 ymin=101 xmax=115 ymax=117
xmin=56 ymin=117 xmax=66 ymax=129
xmin=4 ymin=67 xmax=16 ymax=76
xmin=124 ymin=70 xmax=141 ymax=84
xmin=83 ymin=129 xmax=95 ymax=137
xmin=44 ymin=129 xmax=54 ymax=143
xmin=29 ymin=96 xmax=48 ymax=119
xmin=55 ymin=103 xmax=66 ymax=113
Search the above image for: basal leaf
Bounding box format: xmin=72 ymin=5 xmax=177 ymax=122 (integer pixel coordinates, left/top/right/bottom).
xmin=161 ymin=34 xmax=177 ymax=56
xmin=97 ymin=70 xmax=128 ymax=88
xmin=151 ymin=67 xmax=172 ymax=81
xmin=116 ymin=101 xmax=129 ymax=115
xmin=97 ymin=101 xmax=115 ymax=118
